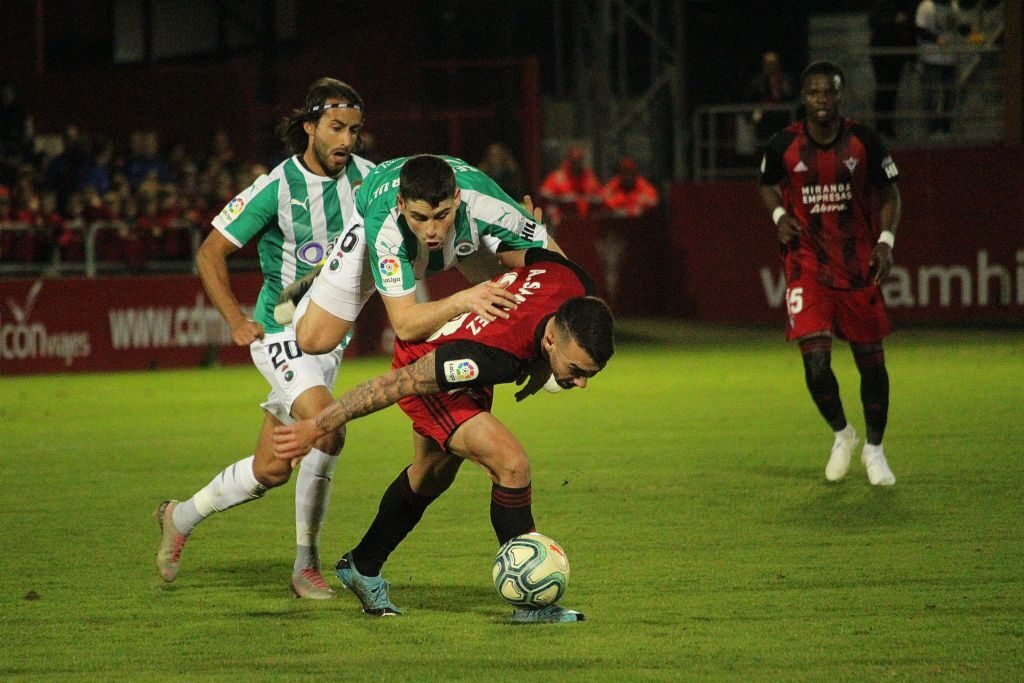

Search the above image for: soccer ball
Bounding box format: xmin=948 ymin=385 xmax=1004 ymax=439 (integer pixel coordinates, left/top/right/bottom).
xmin=492 ymin=532 xmax=570 ymax=608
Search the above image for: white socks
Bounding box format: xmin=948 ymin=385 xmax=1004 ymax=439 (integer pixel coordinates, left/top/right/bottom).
xmin=294 ymin=448 xmax=339 ymax=571
xmin=173 ymin=455 xmax=267 ymax=534
xmin=167 ymin=449 xmax=340 ymax=568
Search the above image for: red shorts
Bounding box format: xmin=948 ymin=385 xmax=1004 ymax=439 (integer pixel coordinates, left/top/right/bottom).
xmin=784 ymin=277 xmax=891 ymax=343
xmin=398 ymin=386 xmax=494 ymax=451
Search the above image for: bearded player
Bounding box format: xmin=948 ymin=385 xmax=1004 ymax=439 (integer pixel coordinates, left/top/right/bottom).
xmin=154 ymin=77 xmax=374 ymax=598
xmin=273 ymin=249 xmax=614 ymax=623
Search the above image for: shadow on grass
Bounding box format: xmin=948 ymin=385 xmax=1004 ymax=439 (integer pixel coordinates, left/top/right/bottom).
xmin=383 ymin=582 xmax=500 ymax=614
xmin=155 ymin=559 xmax=507 ymax=617
xmin=792 ymin=481 xmax=908 ymax=532
xmin=747 ymin=463 xmax=912 ymax=532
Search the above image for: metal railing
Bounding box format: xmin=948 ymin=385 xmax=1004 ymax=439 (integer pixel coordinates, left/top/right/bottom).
xmin=0 ymin=219 xmax=206 ymax=278
xmin=692 ymin=43 xmax=1004 ymax=182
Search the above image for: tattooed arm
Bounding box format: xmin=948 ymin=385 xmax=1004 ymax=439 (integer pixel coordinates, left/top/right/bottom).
xmin=271 ymin=352 xmax=440 ymax=460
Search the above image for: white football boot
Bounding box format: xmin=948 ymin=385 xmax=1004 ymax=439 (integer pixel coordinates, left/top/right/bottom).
xmin=862 ymin=443 xmax=896 ymax=486
xmin=825 ymin=425 xmax=858 ymax=481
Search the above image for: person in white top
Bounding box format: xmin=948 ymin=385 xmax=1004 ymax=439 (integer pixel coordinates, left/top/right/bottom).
xmin=915 ymin=0 xmax=971 ymax=136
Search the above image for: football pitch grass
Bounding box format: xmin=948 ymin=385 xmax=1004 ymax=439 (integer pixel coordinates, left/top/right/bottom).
xmin=2 ymin=322 xmax=1022 ymax=681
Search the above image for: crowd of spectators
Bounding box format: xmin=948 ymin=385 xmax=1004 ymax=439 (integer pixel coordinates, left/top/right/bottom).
xmin=0 ymin=85 xmax=266 ymax=274
xmin=3 ymin=78 xmax=661 ymax=277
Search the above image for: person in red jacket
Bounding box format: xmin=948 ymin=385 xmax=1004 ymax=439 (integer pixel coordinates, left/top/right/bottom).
xmin=602 ymin=157 xmax=659 ymax=217
xmin=539 ymin=145 xmax=603 ymax=223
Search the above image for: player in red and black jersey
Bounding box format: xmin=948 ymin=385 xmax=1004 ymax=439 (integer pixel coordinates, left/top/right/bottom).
xmin=758 ymin=60 xmax=902 ymax=487
xmin=273 ymin=248 xmax=614 ymax=623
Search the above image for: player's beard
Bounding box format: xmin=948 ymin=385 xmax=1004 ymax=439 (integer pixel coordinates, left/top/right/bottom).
xmin=313 ymin=138 xmax=347 ymax=178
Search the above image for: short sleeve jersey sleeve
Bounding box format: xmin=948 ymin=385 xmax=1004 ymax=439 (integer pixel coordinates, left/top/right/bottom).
xmin=212 ymin=174 xmax=279 ymax=247
xmin=851 ymin=124 xmax=900 ymax=187
xmin=758 ymin=130 xmax=796 ymax=188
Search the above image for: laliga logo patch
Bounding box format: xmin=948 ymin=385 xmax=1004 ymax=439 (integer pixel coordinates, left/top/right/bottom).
xmin=444 ymin=359 xmax=479 ymax=383
xmin=218 ymin=196 xmax=246 ymax=223
xmin=378 ymin=257 xmax=401 ymax=285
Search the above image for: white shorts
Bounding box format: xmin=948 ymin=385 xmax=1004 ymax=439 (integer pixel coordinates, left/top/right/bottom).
xmin=310 ymin=219 xmax=377 ymax=322
xmin=250 ymin=329 xmax=343 ymax=424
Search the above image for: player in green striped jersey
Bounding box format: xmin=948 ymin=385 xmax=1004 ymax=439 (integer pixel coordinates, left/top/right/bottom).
xmin=154 ymin=77 xmax=373 ymax=599
xmin=282 ymin=154 xmax=568 ymax=615
xmin=296 ymin=154 xmax=561 ymax=354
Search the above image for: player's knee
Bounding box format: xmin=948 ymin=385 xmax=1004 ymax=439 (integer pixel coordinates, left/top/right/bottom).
xmin=252 ymin=458 xmax=292 ymax=488
xmin=852 ymin=344 xmax=885 ymax=371
xmin=489 ymin=451 xmax=531 ymax=488
xmin=801 ymin=350 xmax=831 ymax=385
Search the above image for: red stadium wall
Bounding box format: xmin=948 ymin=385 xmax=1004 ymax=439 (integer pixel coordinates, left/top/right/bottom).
xmin=668 ymin=146 xmax=1024 ymax=325
xmin=0 ymin=271 xmax=461 ymax=376
xmin=3 ymin=147 xmax=1020 ymax=376
xmin=0 ymin=274 xmax=260 ymax=376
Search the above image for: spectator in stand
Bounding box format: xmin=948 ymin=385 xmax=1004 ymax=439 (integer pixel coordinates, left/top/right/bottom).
xmin=157 ymin=184 xmax=191 ymax=260
xmin=78 ymin=136 xmax=113 ymax=196
xmin=602 ymin=157 xmax=659 ymax=218
xmin=0 ymin=185 xmax=13 ymax=260
xmin=125 ymin=130 xmax=172 ymax=191
xmin=0 ymin=83 xmax=32 ymax=158
xmin=56 ymin=192 xmax=87 ymax=264
xmin=168 ymin=141 xmax=200 ymax=191
xmin=9 ymin=181 xmax=50 ymax=264
xmin=539 ymin=145 xmax=603 ymax=225
xmin=915 ymin=0 xmax=971 ymax=137
xmin=118 ymin=195 xmax=145 ymax=271
xmin=208 ymin=128 xmax=239 ymax=175
xmin=184 ymin=190 xmax=215 ymax=234
xmin=109 ymin=169 xmax=131 ymax=202
xmin=869 ymin=1 xmax=920 ymax=138
xmin=136 ymin=190 xmax=164 ymax=263
xmin=477 ymin=142 xmax=525 ymax=200
xmin=39 ymin=190 xmax=64 ymax=266
xmin=745 ymin=51 xmax=797 ymax=144
xmin=44 ymin=124 xmax=90 ymax=209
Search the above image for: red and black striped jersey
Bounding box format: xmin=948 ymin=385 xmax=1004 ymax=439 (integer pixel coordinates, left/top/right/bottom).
xmin=760 ymin=118 xmax=899 ymax=289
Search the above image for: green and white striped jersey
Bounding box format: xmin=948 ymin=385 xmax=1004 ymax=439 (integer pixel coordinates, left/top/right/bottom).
xmin=356 ymin=155 xmax=548 ymax=296
xmin=212 ymin=154 xmax=375 ymax=334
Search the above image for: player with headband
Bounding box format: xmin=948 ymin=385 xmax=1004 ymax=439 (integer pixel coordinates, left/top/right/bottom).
xmin=154 ymin=77 xmax=374 ymax=599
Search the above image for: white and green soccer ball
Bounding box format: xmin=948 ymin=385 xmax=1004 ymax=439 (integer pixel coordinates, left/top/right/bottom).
xmin=492 ymin=532 xmax=570 ymax=608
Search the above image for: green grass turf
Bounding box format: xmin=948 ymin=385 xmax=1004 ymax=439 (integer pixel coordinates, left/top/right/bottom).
xmin=1 ymin=322 xmax=1022 ymax=681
